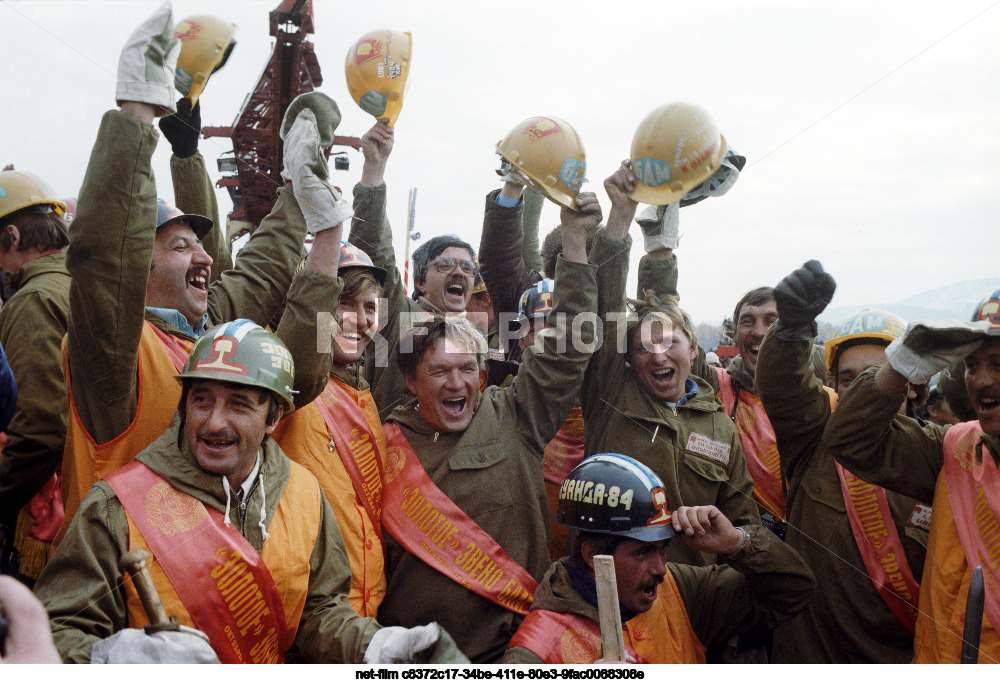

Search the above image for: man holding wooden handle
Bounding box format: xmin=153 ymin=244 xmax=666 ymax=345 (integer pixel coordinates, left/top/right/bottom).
xmin=503 ymin=453 xmax=815 ymax=664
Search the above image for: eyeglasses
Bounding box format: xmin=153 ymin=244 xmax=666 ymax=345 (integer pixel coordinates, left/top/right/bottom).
xmin=429 ymin=257 xmax=478 ymax=276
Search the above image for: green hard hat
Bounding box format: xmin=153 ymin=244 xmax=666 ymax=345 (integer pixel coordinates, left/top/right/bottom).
xmin=177 ymin=319 xmax=296 ymax=410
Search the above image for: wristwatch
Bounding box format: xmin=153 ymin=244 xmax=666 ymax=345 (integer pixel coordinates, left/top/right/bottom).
xmin=727 ymin=527 xmax=752 ymax=560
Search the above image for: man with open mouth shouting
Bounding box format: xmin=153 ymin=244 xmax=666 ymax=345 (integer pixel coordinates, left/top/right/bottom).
xmin=372 ymin=184 xmax=603 ymax=662
xmin=55 ymin=3 xmax=330 ymax=546
xmin=824 ymin=287 xmax=1000 ymax=663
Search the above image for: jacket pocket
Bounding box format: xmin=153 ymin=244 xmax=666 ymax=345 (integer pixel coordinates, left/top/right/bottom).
xmin=447 ymin=445 xmax=514 ymax=515
xmin=681 ymin=452 xmax=728 ymax=483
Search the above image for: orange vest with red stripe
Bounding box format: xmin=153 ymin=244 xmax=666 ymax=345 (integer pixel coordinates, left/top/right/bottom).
xmin=714 ymin=367 xmax=785 ymax=518
xmin=119 ymin=460 xmax=320 ymax=657
xmin=58 ymin=322 xmax=193 ymax=546
xmin=270 ymin=376 xmax=387 ymax=617
xmin=509 ymin=570 xmax=706 ymax=663
xmin=913 ymin=423 xmax=1000 ymax=663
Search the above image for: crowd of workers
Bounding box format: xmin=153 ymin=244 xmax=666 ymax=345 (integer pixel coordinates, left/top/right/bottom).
xmin=0 ymin=2 xmax=999 ymax=666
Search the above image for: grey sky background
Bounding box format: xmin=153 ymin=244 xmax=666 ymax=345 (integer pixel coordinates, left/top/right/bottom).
xmin=3 ymin=0 xmax=997 ymax=322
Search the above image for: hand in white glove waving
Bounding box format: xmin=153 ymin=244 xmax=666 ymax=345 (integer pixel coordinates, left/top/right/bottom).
xmin=635 ymin=203 xmax=680 ymax=252
xmin=90 ymin=625 xmax=219 ymax=664
xmin=282 ymin=108 xmax=353 ymax=234
xmin=116 ymin=1 xmax=180 ymax=116
xmin=886 ymin=319 xmax=990 ymax=385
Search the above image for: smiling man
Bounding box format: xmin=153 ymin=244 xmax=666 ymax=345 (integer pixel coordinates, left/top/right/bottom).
xmin=373 ymin=188 xmax=602 ymax=663
xmin=56 ymin=6 xmax=330 ymax=543
xmin=348 ymin=121 xmax=485 ymax=416
xmin=580 ymin=162 xmax=761 ymax=569
xmin=502 ymin=454 xmax=814 ymax=664
xmin=824 ymin=288 xmax=1000 ymax=663
xmin=35 ymin=321 xmax=461 ymax=664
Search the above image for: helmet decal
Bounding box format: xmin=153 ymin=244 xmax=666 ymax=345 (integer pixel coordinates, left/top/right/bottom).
xmin=193 ymin=335 xmax=248 ymax=376
xmin=353 ymin=38 xmax=385 ymax=66
xmin=525 ymin=118 xmax=561 ymax=140
xmin=174 ymin=19 xmax=202 ymax=41
xmin=558 ymin=159 xmax=586 ymax=192
xmin=632 ymin=157 xmax=673 ymax=188
xmin=648 ymin=487 xmax=671 ymax=527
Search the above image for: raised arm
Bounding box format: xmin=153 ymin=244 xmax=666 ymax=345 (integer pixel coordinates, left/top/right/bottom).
xmin=671 ymin=507 xmax=815 ymax=648
xmin=511 ymin=194 xmax=601 ymax=452
xmin=756 ymin=261 xmax=836 ymax=481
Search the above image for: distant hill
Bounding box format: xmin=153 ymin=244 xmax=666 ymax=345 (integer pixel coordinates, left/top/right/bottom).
xmin=817 ymin=279 xmax=1000 ymax=326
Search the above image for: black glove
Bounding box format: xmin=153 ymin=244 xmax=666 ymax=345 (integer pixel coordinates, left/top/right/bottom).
xmin=773 ymin=260 xmax=836 ymax=340
xmin=158 ymin=98 xmax=201 ymax=158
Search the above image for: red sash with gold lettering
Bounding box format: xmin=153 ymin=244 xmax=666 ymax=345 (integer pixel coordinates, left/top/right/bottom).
xmin=380 ymin=423 xmax=537 ymax=615
xmin=105 ymin=462 xmax=288 ymax=663
xmin=944 ymin=421 xmax=1000 ymax=633
xmin=836 ymin=462 xmax=921 ymax=632
xmin=715 ymin=369 xmax=785 ymax=518
xmin=543 ymin=407 xmax=586 ymax=485
xmin=511 ymin=610 xmax=648 ymax=664
xmin=314 ymin=381 xmax=385 ymax=543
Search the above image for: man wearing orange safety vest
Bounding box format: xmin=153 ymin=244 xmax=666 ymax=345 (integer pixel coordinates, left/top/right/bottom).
xmin=757 ymin=260 xmax=930 ymax=662
xmin=502 ymin=454 xmax=814 ymax=664
xmin=34 ymin=320 xmax=463 ymax=664
xmin=826 ymin=287 xmax=1000 ymax=663
xmin=56 ymin=5 xmax=331 ymax=546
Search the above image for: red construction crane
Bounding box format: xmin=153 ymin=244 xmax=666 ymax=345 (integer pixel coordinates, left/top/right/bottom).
xmin=202 ymin=0 xmax=361 ymax=237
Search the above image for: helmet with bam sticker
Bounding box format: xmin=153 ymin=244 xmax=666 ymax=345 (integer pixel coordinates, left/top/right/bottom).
xmin=629 ymin=103 xmax=727 ymax=206
xmin=177 ymin=320 xmax=295 ymax=410
xmin=173 ymin=15 xmax=238 ymax=106
xmin=971 ymin=288 xmax=1000 ymax=336
xmin=824 ymin=309 xmax=907 ymax=376
xmin=496 ymin=116 xmax=586 ymax=211
xmin=555 ymin=454 xmax=676 ymax=542
xmin=345 ymin=29 xmax=413 ymax=126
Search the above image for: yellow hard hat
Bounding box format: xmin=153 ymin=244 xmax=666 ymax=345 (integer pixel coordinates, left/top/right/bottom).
xmin=824 ymin=309 xmax=908 ymax=375
xmin=629 ymin=103 xmax=727 ymax=205
xmin=345 ymin=29 xmax=413 ymax=126
xmin=173 ymin=15 xmax=238 ymax=106
xmin=496 ymin=116 xmax=586 ymax=211
xmin=0 ymin=170 xmax=66 ymax=221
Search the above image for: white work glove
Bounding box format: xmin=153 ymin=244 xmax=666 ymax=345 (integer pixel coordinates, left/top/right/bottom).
xmin=635 ymin=202 xmax=680 ymax=252
xmin=282 ymin=109 xmax=353 ymax=234
xmin=116 ymin=1 xmax=180 ymax=117
xmin=90 ymin=625 xmax=219 ymax=663
xmin=885 ymin=319 xmax=990 ymax=385
xmin=364 ymin=623 xmax=441 ymax=664
xmin=496 ymin=155 xmax=530 ymax=188
xmin=680 ymin=146 xmax=746 ymax=207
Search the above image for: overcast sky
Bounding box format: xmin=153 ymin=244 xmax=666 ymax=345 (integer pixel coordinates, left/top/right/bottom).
xmin=3 ymin=0 xmax=997 ymax=322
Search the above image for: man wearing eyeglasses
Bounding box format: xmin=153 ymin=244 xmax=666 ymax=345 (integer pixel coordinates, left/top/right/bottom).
xmin=349 ymin=121 xmax=482 ymax=415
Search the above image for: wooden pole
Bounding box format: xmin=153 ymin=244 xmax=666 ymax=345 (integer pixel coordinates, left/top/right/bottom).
xmin=594 ymin=555 xmax=626 ymax=662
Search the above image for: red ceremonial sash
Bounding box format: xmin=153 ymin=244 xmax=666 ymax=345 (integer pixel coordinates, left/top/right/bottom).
xmin=510 ymin=610 xmax=648 ymax=664
xmin=715 ymin=368 xmax=785 ymax=518
xmin=835 ymin=461 xmax=921 ymax=632
xmin=149 ymin=323 xmax=194 ymax=373
xmin=105 ymin=462 xmax=289 ymax=663
xmin=944 ymin=422 xmax=1000 ymax=634
xmin=313 ymin=381 xmax=385 ymax=545
xmin=542 ymin=407 xmax=586 ymax=485
xmin=380 ymin=422 xmax=537 ymax=615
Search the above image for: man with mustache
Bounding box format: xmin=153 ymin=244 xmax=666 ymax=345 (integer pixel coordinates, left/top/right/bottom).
xmin=348 ymin=121 xmax=481 ymax=415
xmin=56 ymin=4 xmax=329 ymax=541
xmin=502 ymin=453 xmax=814 ymax=664
xmin=34 ymin=320 xmax=463 ymax=664
xmin=824 ymin=287 xmax=1000 ymax=663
